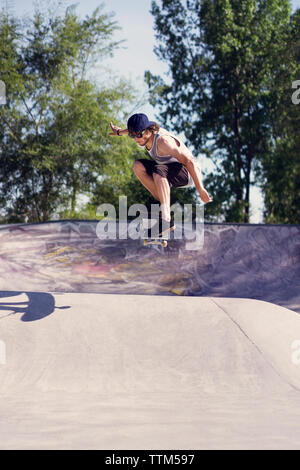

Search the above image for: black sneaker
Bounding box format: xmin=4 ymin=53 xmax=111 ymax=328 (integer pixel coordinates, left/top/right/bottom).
xmin=145 ymin=216 xmax=175 ymax=239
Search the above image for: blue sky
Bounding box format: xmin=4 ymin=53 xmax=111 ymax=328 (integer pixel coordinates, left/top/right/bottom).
xmin=9 ymin=0 xmax=167 ymax=117
xmin=9 ymin=0 xmax=300 ymax=117
xmin=11 ymin=0 xmax=300 ymax=116
xmin=5 ymin=0 xmax=300 ymax=221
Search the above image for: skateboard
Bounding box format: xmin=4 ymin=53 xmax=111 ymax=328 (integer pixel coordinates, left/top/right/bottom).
xmin=143 ymin=238 xmax=168 ymax=248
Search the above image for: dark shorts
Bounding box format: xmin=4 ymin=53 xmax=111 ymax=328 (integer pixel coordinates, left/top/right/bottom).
xmin=136 ymin=159 xmax=190 ymax=188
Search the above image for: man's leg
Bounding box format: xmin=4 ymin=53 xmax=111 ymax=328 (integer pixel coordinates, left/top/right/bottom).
xmin=152 ymin=172 xmax=171 ymax=222
xmin=132 ymin=160 xmax=160 ymax=201
xmin=133 ymin=160 xmax=173 ymax=235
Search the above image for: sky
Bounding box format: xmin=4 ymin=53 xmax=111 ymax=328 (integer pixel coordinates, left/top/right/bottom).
xmin=4 ymin=0 xmax=300 ymax=222
xmin=8 ymin=0 xmax=167 ymax=118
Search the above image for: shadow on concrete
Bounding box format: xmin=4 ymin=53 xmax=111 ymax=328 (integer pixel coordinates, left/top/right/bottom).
xmin=0 ymin=291 xmax=70 ymax=322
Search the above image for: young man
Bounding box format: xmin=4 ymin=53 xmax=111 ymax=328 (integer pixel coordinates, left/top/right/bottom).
xmin=109 ymin=113 xmax=212 ymax=237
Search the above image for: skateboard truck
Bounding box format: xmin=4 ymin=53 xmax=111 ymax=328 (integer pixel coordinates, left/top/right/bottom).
xmin=143 ymin=238 xmax=168 ymax=248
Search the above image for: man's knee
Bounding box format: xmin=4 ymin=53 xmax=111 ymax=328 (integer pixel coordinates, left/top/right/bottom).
xmin=153 ymin=171 xmax=166 ymax=184
xmin=133 ymin=160 xmax=146 ymax=176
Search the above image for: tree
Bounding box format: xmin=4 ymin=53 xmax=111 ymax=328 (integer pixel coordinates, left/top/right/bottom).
xmin=259 ymin=8 xmax=300 ymax=224
xmin=145 ymin=0 xmax=292 ymax=222
xmin=0 ymin=4 xmax=145 ymax=222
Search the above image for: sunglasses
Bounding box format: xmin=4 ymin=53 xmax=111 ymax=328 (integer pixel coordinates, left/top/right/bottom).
xmin=128 ymin=129 xmax=147 ymax=139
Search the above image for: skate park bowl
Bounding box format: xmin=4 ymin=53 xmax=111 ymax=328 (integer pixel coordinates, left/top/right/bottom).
xmin=0 ymin=221 xmax=300 ymax=449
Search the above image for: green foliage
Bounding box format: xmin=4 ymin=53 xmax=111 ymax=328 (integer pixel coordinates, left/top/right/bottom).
xmin=258 ymin=9 xmax=300 ymax=224
xmin=0 ymin=4 xmax=143 ymax=223
xmin=262 ymin=140 xmax=300 ymax=224
xmin=146 ymin=0 xmax=295 ymax=223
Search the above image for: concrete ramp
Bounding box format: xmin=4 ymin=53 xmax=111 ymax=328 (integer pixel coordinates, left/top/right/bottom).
xmin=0 ymin=221 xmax=299 ymax=449
xmin=1 ymin=293 xmax=300 ymax=449
xmin=0 ymin=221 xmax=299 ymax=312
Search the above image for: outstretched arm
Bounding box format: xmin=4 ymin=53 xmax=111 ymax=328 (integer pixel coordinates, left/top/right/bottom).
xmin=109 ymin=122 xmax=128 ymax=137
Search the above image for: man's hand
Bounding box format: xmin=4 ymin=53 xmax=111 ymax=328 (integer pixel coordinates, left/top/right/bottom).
xmin=199 ymin=188 xmax=213 ymax=203
xmin=109 ymin=122 xmax=121 ymax=136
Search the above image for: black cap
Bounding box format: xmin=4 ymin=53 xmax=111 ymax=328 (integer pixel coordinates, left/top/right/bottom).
xmin=127 ymin=113 xmax=156 ymax=133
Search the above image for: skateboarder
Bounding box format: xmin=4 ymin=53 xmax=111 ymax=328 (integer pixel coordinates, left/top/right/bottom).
xmin=109 ymin=113 xmax=212 ymax=238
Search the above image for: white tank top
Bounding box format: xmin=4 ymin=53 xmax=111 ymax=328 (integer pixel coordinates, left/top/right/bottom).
xmin=146 ymin=129 xmax=196 ymax=187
